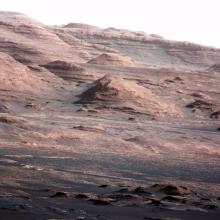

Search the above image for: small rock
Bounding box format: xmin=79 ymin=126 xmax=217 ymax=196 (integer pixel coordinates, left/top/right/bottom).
xmin=210 ymin=111 xmax=220 ymax=119
xmin=164 ymin=79 xmax=175 ymax=83
xmin=149 ymin=199 xmax=161 ymax=206
xmin=128 ymin=117 xmax=135 ymax=121
xmin=89 ymin=199 xmax=111 ymax=206
xmin=75 ymin=194 xmax=89 ymax=199
xmin=186 ymin=100 xmax=212 ymax=110
xmin=117 ymin=188 xmax=129 ymax=193
xmin=99 ymin=184 xmax=109 ymax=188
xmin=174 ymin=77 xmax=183 ymax=81
xmin=151 ymin=184 xmax=188 ymax=196
xmin=161 ymin=196 xmax=186 ymax=203
xmin=25 ymin=102 xmax=41 ymax=109
xmin=133 ymin=187 xmax=151 ymax=195
xmin=50 ymin=191 xmax=68 ymax=198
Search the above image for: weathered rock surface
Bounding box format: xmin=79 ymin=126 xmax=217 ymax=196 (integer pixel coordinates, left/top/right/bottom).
xmin=77 ymin=75 xmax=181 ymax=118
xmin=88 ymin=53 xmax=140 ymax=67
xmin=53 ymin=22 xmax=220 ymax=70
xmin=0 ymin=11 xmax=220 ymax=220
xmin=0 ymin=52 xmax=53 ymax=94
xmin=42 ymin=60 xmax=87 ymax=81
xmin=0 ymin=12 xmax=85 ymax=64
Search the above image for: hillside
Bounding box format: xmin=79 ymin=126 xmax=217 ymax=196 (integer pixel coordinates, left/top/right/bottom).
xmin=0 ymin=12 xmax=220 ymax=220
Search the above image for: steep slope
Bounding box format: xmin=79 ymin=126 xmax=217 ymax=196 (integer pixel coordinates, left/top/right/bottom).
xmin=1 ymin=12 xmax=220 ymax=70
xmin=55 ymin=23 xmax=220 ymax=70
xmin=0 ymin=12 xmax=86 ymax=64
xmin=0 ymin=52 xmax=58 ymax=95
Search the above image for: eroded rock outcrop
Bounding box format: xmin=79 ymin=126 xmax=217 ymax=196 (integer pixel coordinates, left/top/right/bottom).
xmin=0 ymin=12 xmax=85 ymax=64
xmin=88 ymin=53 xmax=140 ymax=67
xmin=42 ymin=60 xmax=96 ymax=81
xmin=77 ymin=75 xmax=181 ymax=118
xmin=0 ymin=52 xmax=55 ymax=94
xmin=208 ymin=64 xmax=220 ymax=72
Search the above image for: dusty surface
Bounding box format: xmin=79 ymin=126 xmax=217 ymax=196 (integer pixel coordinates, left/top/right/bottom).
xmin=0 ymin=12 xmax=220 ymax=220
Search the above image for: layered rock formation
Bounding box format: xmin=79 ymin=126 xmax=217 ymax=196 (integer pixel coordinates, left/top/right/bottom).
xmin=0 ymin=11 xmax=220 ymax=220
xmin=77 ymin=75 xmax=181 ymax=117
xmin=88 ymin=53 xmax=141 ymax=67
xmin=0 ymin=12 xmax=86 ymax=64
xmin=42 ymin=60 xmax=86 ymax=81
xmin=0 ymin=52 xmax=50 ymax=93
xmin=53 ymin=22 xmax=220 ymax=70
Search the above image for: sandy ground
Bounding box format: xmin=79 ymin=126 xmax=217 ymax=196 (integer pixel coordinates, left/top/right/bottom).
xmin=0 ymin=12 xmax=220 ymax=220
xmin=0 ymin=63 xmax=220 ymax=220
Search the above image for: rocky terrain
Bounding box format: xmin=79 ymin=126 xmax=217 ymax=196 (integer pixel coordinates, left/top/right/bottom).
xmin=0 ymin=11 xmax=220 ymax=220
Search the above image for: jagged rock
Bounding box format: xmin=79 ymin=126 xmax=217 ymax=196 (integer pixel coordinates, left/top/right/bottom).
xmin=76 ymin=75 xmax=181 ymax=118
xmin=50 ymin=191 xmax=68 ymax=198
xmin=186 ymin=100 xmax=213 ymax=111
xmin=150 ymin=184 xmax=189 ymax=196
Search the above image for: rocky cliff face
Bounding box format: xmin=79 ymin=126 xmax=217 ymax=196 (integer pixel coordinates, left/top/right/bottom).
xmin=1 ymin=12 xmax=220 ymax=70
xmin=50 ymin=22 xmax=220 ymax=70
